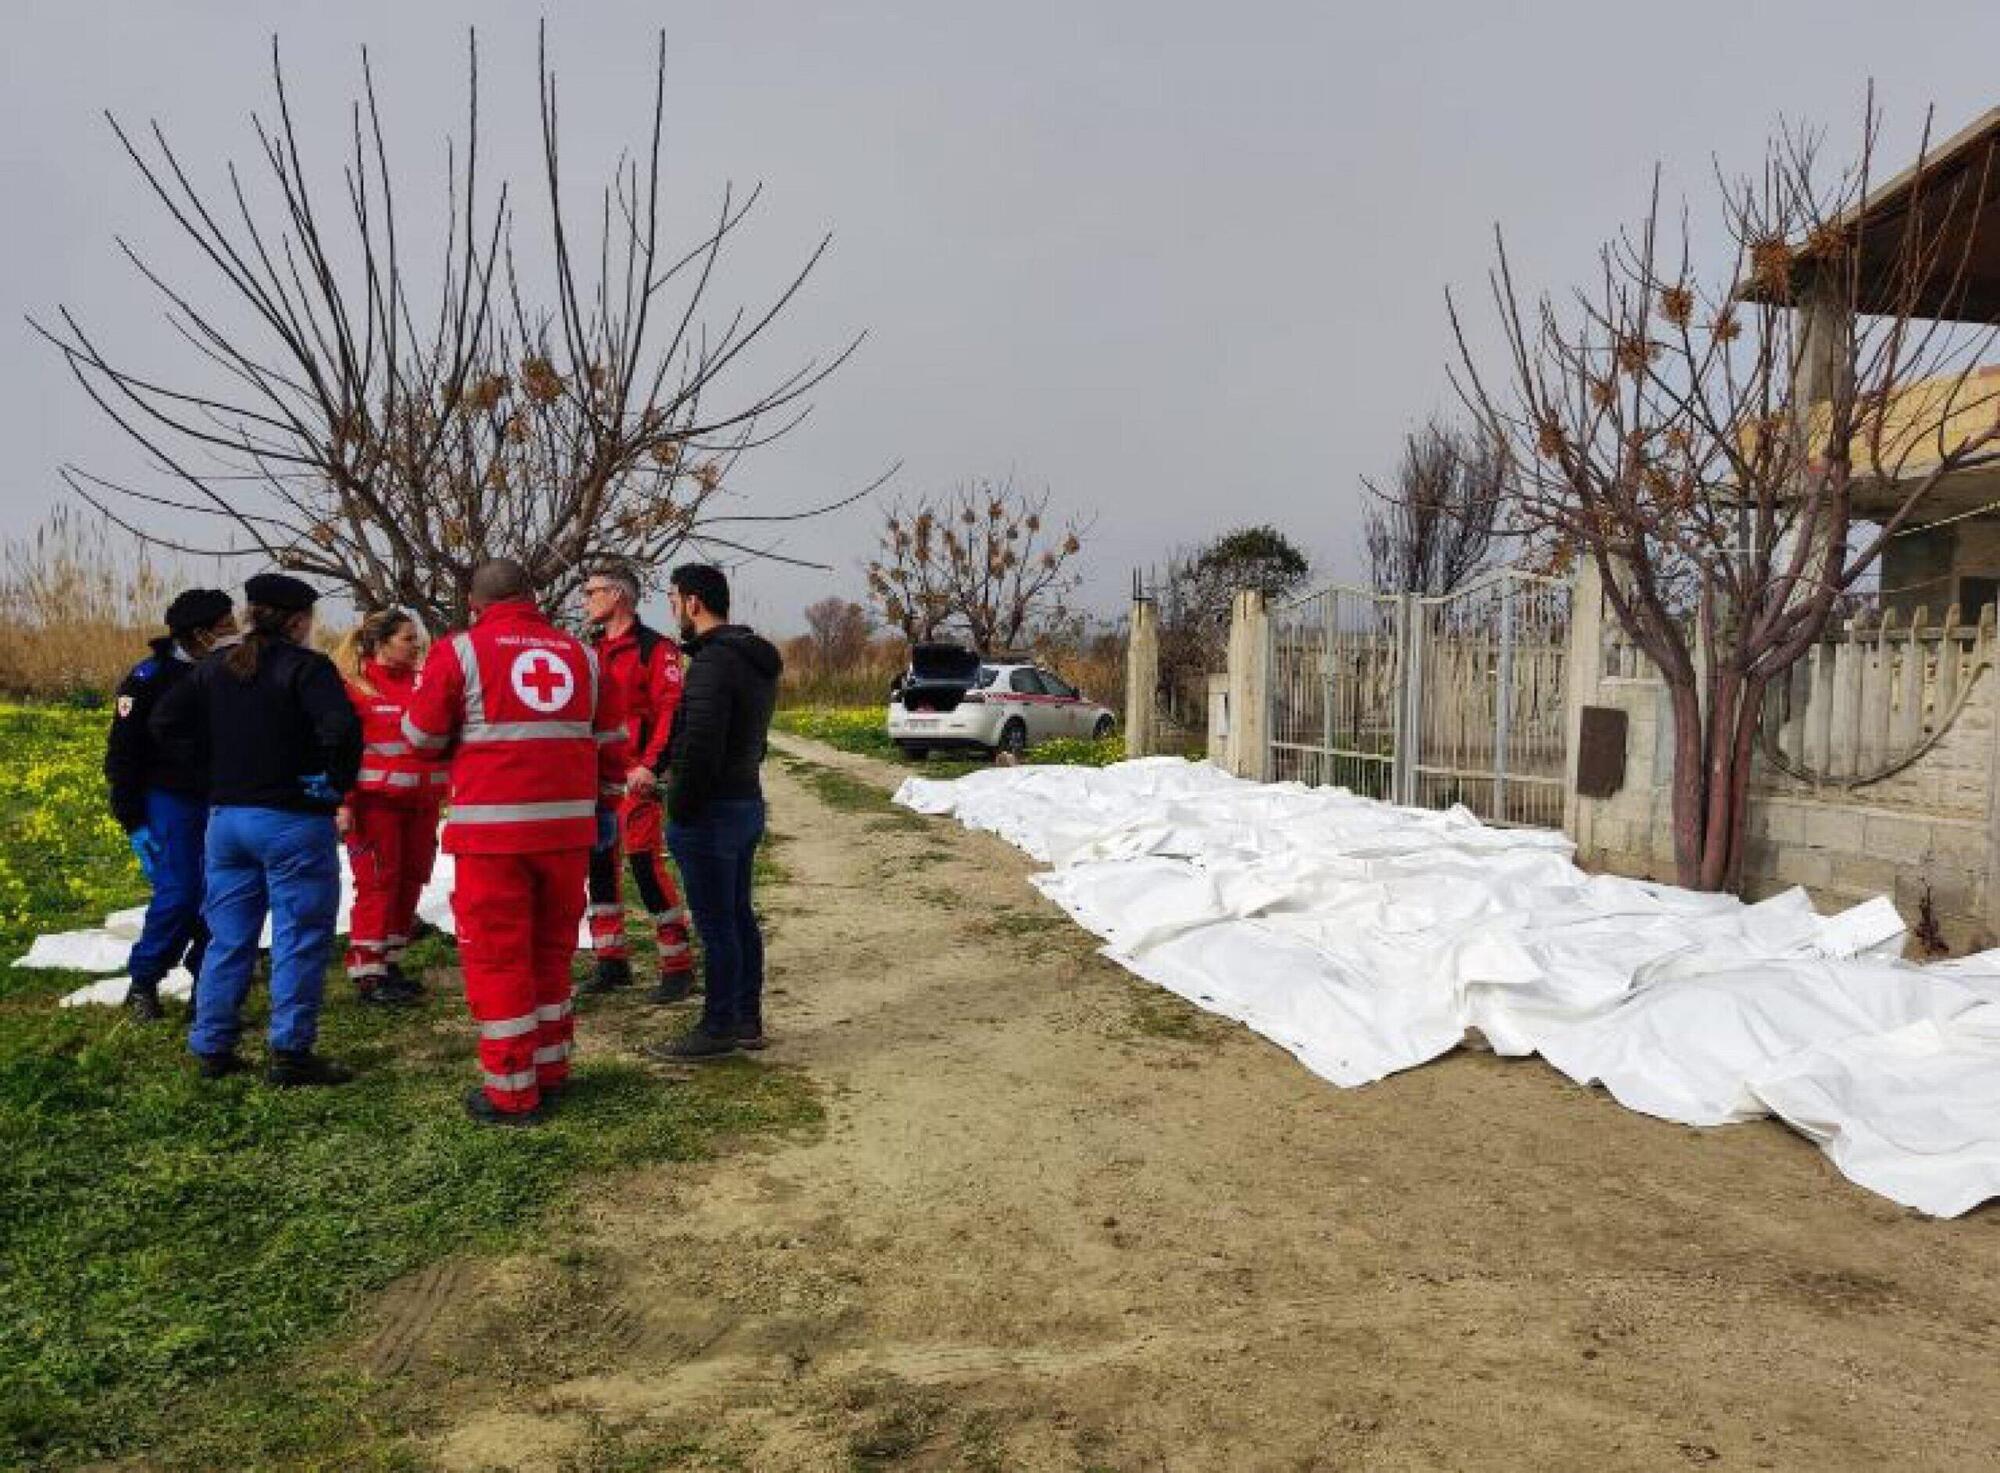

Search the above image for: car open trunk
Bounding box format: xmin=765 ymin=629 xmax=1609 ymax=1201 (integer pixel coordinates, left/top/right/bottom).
xmin=897 ymin=642 xmax=983 ymax=712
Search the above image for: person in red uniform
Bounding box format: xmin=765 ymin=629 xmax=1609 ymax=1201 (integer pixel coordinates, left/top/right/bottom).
xmin=401 ymin=559 xmax=628 ymax=1126
xmin=334 ymin=609 xmax=448 ymax=1005
xmin=577 ymin=564 xmax=697 ymax=1003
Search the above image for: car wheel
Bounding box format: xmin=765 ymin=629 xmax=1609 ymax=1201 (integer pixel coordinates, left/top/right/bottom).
xmin=1092 ymin=715 xmax=1115 ymax=741
xmin=995 ymin=718 xmax=1028 ymax=759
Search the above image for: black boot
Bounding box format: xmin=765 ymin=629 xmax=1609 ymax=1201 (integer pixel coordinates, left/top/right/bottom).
xmin=266 ymin=1050 xmax=354 ymax=1088
xmin=643 ymin=1025 xmax=737 ymax=1063
xmin=125 ymin=980 xmax=164 ymax=1023
xmin=378 ymin=964 xmax=426 ymax=1003
xmin=463 ymin=1085 xmax=545 ymax=1128
xmin=196 ymin=1051 xmax=247 ymax=1080
xmin=733 ymin=1016 xmax=769 ymax=1052
xmin=356 ymin=978 xmax=418 ymax=1007
xmin=578 ymin=956 xmax=633 ymax=995
xmin=646 ymin=969 xmax=697 ymax=1006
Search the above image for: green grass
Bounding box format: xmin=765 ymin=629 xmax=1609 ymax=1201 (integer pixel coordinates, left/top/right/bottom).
xmin=0 ymin=705 xmax=818 ymax=1468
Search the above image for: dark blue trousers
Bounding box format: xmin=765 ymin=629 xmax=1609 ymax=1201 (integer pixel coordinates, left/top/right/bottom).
xmin=668 ymin=798 xmax=767 ymax=1035
xmin=126 ymin=788 xmax=209 ymax=990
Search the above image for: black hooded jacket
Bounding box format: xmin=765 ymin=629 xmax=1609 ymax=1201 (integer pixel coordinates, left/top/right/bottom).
xmin=664 ymin=625 xmax=783 ymax=823
xmin=104 ymin=635 xmax=202 ymax=832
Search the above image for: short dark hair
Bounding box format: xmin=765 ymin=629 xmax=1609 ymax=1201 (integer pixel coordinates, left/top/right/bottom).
xmin=670 ymin=563 xmax=730 ymax=618
xmin=470 ymin=558 xmax=534 ymax=605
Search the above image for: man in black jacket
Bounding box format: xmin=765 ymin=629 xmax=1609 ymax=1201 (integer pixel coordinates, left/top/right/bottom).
xmin=646 ymin=564 xmax=783 ymax=1061
xmin=104 ymin=587 xmax=237 ymax=1020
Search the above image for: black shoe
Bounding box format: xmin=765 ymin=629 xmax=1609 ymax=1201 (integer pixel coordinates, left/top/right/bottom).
xmin=643 ymin=1026 xmax=738 ymax=1063
xmin=578 ymin=956 xmax=633 ymax=995
xmin=126 ymin=982 xmax=164 ymax=1023
xmin=733 ymin=1017 xmax=768 ymax=1051
xmin=266 ymin=1050 xmax=354 ymax=1088
xmin=382 ymin=962 xmax=427 ymax=998
xmin=463 ymin=1085 xmax=546 ymax=1127
xmin=647 ymin=970 xmax=697 ymax=1006
xmin=356 ymin=980 xmax=419 ymax=1007
xmin=196 ymin=1051 xmax=247 ymax=1079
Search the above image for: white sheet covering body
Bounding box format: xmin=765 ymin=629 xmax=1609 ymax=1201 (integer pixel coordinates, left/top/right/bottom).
xmin=896 ymin=759 xmax=2000 ymax=1218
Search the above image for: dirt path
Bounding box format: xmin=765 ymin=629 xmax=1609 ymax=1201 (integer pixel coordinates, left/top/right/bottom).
xmin=401 ymin=735 xmax=2000 ymax=1472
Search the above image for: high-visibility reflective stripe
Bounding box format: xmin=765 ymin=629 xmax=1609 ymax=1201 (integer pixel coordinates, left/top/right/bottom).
xmin=365 ymin=740 xmax=412 ymax=757
xmin=479 ymin=1014 xmax=539 ymax=1041
xmin=533 ymin=1042 xmax=571 ymax=1065
xmin=462 ymin=720 xmax=593 ymax=743
xmin=349 ymin=962 xmax=388 ymax=978
xmin=582 ymin=645 xmax=601 ymax=718
xmin=535 ymin=999 xmax=574 ymax=1023
xmin=359 ymin=768 xmax=426 ymax=788
xmin=651 ymin=907 xmax=689 ymax=926
xmin=428 ymin=771 xmax=450 ymax=786
xmin=402 ymin=715 xmax=450 ymax=751
xmin=595 ymin=728 xmax=624 ymax=745
xmin=450 ymin=799 xmax=597 ymax=825
xmin=658 ymin=941 xmax=692 ymax=958
xmin=453 ymin=633 xmax=484 ymax=727
xmin=600 ymin=784 xmax=625 ymax=800
xmin=483 ymin=1068 xmax=539 ymax=1093
xmin=587 ymin=903 xmax=623 ymax=918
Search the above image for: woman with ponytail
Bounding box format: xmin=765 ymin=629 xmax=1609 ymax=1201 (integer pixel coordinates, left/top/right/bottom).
xmin=335 ymin=609 xmax=445 ymax=1004
xmin=150 ymin=573 xmax=361 ymax=1087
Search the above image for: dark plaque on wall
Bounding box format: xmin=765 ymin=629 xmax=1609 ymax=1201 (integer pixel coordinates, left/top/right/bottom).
xmin=1575 ymin=706 xmax=1628 ymax=799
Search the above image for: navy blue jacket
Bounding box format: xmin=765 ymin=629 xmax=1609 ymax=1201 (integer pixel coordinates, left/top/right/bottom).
xmin=104 ymin=635 xmax=203 ymax=832
xmin=150 ymin=639 xmax=362 ymax=813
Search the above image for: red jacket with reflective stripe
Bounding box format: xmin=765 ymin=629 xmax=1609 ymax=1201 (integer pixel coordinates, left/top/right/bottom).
xmin=592 ymin=620 xmax=683 ymax=773
xmin=345 ymin=660 xmax=447 ymax=806
xmin=402 ymin=600 xmax=629 ymax=854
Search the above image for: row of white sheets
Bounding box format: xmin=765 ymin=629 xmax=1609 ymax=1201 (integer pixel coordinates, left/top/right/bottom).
xmin=16 ymin=849 xmax=506 ymax=1009
xmin=894 ymin=757 xmax=2000 ymax=1218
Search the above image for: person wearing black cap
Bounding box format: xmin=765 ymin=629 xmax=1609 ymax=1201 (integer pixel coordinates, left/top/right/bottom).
xmin=151 ymin=572 xmax=363 ymax=1085
xmin=103 ymin=587 xmax=237 ymax=1021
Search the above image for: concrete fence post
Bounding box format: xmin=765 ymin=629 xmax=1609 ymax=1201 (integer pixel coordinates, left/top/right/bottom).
xmin=1124 ymin=596 xmax=1159 ymax=758
xmin=1225 ymin=589 xmax=1271 ymax=780
xmin=1563 ymin=559 xmax=1605 ymax=845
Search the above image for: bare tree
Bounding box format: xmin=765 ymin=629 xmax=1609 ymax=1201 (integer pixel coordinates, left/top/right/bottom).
xmin=864 ymin=479 xmax=1086 ymax=651
xmin=33 ymin=28 xmax=875 ymax=633
xmin=801 ymin=596 xmax=875 ymax=673
xmin=1450 ymin=97 xmax=2000 ymax=890
xmin=1362 ymin=419 xmax=1505 ymax=595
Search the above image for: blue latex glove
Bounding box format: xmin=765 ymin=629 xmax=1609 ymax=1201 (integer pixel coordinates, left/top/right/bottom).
xmin=593 ymin=808 xmax=619 ymax=853
xmin=128 ymin=826 xmax=162 ymax=883
xmin=300 ymin=772 xmax=341 ymax=806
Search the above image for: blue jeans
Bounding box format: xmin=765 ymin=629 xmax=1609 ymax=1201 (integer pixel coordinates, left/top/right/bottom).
xmin=667 ymin=798 xmax=766 ymax=1035
xmin=127 ymin=788 xmax=209 ymax=989
xmin=189 ymin=807 xmax=340 ymax=1058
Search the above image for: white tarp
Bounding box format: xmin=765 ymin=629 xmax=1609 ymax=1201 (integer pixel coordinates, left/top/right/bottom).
xmin=896 ymin=758 xmax=2000 ymax=1218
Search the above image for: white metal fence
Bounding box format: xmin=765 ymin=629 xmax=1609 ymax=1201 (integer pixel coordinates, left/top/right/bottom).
xmin=1265 ymin=570 xmax=1573 ymax=827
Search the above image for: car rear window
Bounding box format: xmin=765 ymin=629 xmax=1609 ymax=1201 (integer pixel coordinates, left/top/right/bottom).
xmin=1009 ymin=669 xmax=1046 ymax=695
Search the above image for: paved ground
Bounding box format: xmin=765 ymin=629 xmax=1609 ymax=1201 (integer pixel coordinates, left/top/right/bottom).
xmin=381 ymin=734 xmax=2000 ymax=1471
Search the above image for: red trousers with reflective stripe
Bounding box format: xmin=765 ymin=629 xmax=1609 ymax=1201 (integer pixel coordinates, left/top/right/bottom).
xmin=344 ymin=797 xmax=441 ymax=985
xmin=585 ymin=795 xmax=692 ymax=970
xmin=452 ymin=848 xmax=588 ymax=1112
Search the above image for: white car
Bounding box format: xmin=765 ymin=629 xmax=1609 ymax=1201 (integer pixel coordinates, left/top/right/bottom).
xmin=887 ymin=643 xmax=1116 ymax=758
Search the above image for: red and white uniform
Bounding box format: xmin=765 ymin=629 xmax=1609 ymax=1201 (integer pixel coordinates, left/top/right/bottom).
xmin=342 ymin=659 xmax=447 ymax=988
xmin=586 ymin=620 xmax=692 ymax=973
xmin=403 ymin=598 xmax=629 ymax=1113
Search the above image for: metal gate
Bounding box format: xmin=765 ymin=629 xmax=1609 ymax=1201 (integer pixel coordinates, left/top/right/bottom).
xmin=1267 ymin=583 xmax=1404 ymax=798
xmin=1406 ymin=570 xmax=1571 ymax=827
xmin=1265 ymin=570 xmax=1572 ymax=827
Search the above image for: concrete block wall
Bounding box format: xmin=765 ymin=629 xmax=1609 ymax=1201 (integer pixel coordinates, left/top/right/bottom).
xmin=1567 ymin=560 xmax=2000 ymax=950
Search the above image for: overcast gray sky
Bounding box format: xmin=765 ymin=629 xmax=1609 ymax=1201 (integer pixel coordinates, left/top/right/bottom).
xmin=4 ymin=1 xmax=1995 ymax=634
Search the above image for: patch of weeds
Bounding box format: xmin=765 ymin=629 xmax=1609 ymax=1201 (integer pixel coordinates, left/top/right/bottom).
xmin=977 ymin=909 xmax=1068 ymax=942
xmin=559 ymin=1412 xmax=749 ymax=1472
xmin=1121 ymin=988 xmax=1227 ymax=1047
xmin=957 ymin=1407 xmax=1011 ymax=1472
xmin=912 ymin=884 xmax=968 ymax=911
xmin=784 ymin=759 xmax=927 ymax=830
xmin=840 ymin=1373 xmax=944 ymax=1466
